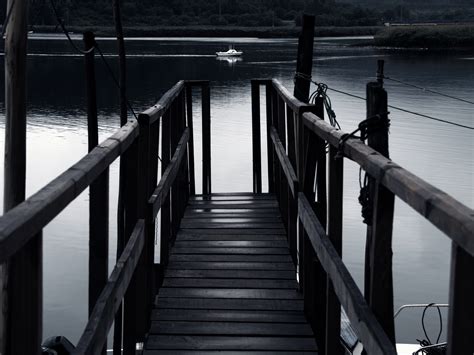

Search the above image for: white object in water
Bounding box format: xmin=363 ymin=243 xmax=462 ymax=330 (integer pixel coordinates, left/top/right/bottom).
xmin=216 ymin=47 xmax=243 ymax=57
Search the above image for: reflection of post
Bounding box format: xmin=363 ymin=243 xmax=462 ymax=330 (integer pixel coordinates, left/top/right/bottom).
xmin=2 ymin=0 xmax=43 ymax=354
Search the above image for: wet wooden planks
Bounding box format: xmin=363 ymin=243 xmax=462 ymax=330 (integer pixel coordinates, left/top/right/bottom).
xmin=144 ymin=193 xmax=318 ymax=353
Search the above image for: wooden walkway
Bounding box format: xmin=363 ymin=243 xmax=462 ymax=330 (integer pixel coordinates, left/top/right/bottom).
xmin=143 ymin=193 xmax=318 ymax=354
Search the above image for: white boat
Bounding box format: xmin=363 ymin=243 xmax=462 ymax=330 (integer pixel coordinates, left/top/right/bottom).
xmin=216 ymin=46 xmax=243 ymax=57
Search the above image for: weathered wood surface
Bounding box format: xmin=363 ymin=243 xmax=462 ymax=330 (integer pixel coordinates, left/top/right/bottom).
xmin=144 ymin=193 xmax=317 ymax=353
xmin=0 ymin=120 xmax=139 ymax=262
xmin=140 ymin=81 xmax=185 ymax=124
xmin=302 ymin=112 xmax=474 ymax=256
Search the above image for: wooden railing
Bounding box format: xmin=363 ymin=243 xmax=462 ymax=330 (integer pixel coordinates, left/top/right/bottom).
xmin=0 ymin=80 xmax=211 ymax=354
xmin=251 ymin=78 xmax=474 ymax=355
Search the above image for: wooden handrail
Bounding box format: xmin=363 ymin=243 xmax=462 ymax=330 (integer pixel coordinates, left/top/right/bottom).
xmin=269 ymin=127 xmax=298 ymax=197
xmin=148 ymin=128 xmax=190 ymax=220
xmin=73 ymin=220 xmax=145 ymax=355
xmin=140 ymin=81 xmax=185 ymax=124
xmin=298 ymin=194 xmax=397 ymax=355
xmin=302 ymin=112 xmax=474 ymax=256
xmin=0 ymin=120 xmax=139 ymax=262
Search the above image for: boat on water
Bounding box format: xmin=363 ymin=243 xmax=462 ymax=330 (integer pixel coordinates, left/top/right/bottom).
xmin=216 ymin=45 xmax=243 ymax=57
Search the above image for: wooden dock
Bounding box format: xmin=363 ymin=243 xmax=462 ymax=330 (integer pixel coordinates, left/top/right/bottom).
xmin=144 ymin=193 xmax=317 ymax=353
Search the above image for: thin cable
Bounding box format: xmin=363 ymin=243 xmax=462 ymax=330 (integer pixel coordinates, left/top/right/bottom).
xmin=49 ymin=0 xmax=94 ymax=55
xmin=384 ymin=75 xmax=474 ymax=105
xmin=327 ymin=85 xmax=473 ymax=130
xmin=1 ymin=0 xmax=15 ymax=38
xmin=95 ymin=44 xmax=138 ymax=120
xmin=421 ymin=303 xmax=443 ymax=346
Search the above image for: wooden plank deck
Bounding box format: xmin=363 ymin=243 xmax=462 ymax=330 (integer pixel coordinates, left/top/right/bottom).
xmin=143 ymin=193 xmax=318 ymax=354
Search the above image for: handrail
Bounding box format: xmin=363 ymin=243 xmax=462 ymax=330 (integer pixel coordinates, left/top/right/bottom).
xmin=302 ymin=112 xmax=474 ymax=256
xmin=298 ymin=194 xmax=397 ymax=355
xmin=140 ymin=81 xmax=185 ymax=124
xmin=148 ymin=128 xmax=190 ymax=220
xmin=269 ymin=127 xmax=298 ymax=197
xmin=0 ymin=120 xmax=139 ymax=262
xmin=73 ymin=220 xmax=145 ymax=355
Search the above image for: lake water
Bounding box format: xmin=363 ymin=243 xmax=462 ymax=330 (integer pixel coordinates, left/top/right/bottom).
xmin=0 ymin=35 xmax=472 ymax=347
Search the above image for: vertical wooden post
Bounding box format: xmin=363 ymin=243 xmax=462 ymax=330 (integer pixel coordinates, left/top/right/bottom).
xmin=202 ymin=83 xmax=211 ymax=195
xmin=123 ymin=136 xmax=139 ymax=355
xmin=84 ymin=34 xmax=109 ymax=350
xmin=364 ymin=77 xmax=396 ymax=344
xmin=2 ymin=1 xmax=42 ymax=353
xmin=325 ymin=145 xmax=344 ymax=355
xmin=186 ymin=84 xmax=196 ymax=196
xmin=266 ymin=83 xmax=275 ymax=193
xmin=251 ymin=80 xmax=262 ymax=194
xmin=293 ymin=14 xmax=315 ymax=103
xmin=160 ymin=109 xmax=172 ymax=282
xmin=170 ymin=100 xmax=180 ymax=241
xmin=447 ymin=245 xmax=474 ymax=355
xmin=272 ymin=86 xmax=280 ymax=203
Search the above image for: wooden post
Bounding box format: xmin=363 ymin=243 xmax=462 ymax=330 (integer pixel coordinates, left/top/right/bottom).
xmin=170 ymin=100 xmax=180 ymax=241
xmin=266 ymin=83 xmax=275 ymax=193
xmin=293 ymin=14 xmax=315 ymax=103
xmin=186 ymin=85 xmax=196 ymax=196
xmin=251 ymin=80 xmax=262 ymax=194
xmin=2 ymin=1 xmax=42 ymax=354
xmin=325 ymin=145 xmax=344 ymax=355
xmin=272 ymin=86 xmax=280 ymax=203
xmin=122 ymin=135 xmax=139 ymax=355
xmin=202 ymin=83 xmax=211 ymax=195
xmin=84 ymin=34 xmax=109 ymax=349
xmin=447 ymin=245 xmax=474 ymax=355
xmin=364 ymin=78 xmax=396 ymax=344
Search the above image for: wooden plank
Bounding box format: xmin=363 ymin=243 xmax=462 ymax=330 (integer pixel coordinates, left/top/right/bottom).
xmin=447 ymin=244 xmax=474 ymax=355
xmin=187 ymin=200 xmax=279 ymax=207
xmin=173 ymin=240 xmax=288 ymax=248
xmin=266 ymin=82 xmax=275 ymax=193
xmin=176 ymin=228 xmax=286 ymax=235
xmin=149 ymin=321 xmax=312 ymax=336
xmin=191 ymin=194 xmax=275 ymax=201
xmin=166 ymin=261 xmax=295 ymax=271
xmin=148 ymin=128 xmax=190 ymax=220
xmin=302 ymin=112 xmax=474 ymax=256
xmin=155 ymin=298 xmax=304 ymax=312
xmin=176 ymin=234 xmax=286 ymax=241
xmin=251 ymin=80 xmax=262 ymax=193
xmin=180 ymin=222 xmax=284 ymax=229
xmin=151 ymin=309 xmax=306 ymax=323
xmin=0 ymin=120 xmax=139 ymax=262
xmin=182 ymin=216 xmax=283 ymax=223
xmin=146 ymin=335 xmax=316 ymax=351
xmin=298 ymin=194 xmax=396 ymax=355
xmin=73 ymin=221 xmax=145 ymax=355
xmin=172 ymin=248 xmax=289 ymax=255
xmin=144 ymin=352 xmax=315 ymax=355
xmin=169 ymin=254 xmax=292 ymax=263
xmin=162 ymin=278 xmax=297 ymax=289
xmin=185 ymin=210 xmax=281 ymax=217
xmin=165 ymin=269 xmax=295 ymax=280
xmin=140 ymin=81 xmax=184 ymax=124
xmin=158 ymin=288 xmax=301 ymax=300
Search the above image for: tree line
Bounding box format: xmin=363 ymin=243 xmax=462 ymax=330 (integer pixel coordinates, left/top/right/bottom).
xmin=2 ymin=0 xmax=473 ymax=29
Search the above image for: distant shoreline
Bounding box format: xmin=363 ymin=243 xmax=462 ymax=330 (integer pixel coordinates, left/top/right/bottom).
xmin=26 ymin=25 xmax=382 ymax=39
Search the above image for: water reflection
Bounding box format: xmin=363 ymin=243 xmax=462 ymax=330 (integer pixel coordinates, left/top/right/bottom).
xmin=0 ymin=36 xmax=472 ymax=345
xmin=216 ymin=56 xmax=243 ymax=66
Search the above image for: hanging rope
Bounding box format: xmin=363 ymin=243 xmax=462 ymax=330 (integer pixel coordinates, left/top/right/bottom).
xmin=383 ymin=75 xmax=474 ymax=106
xmin=1 ymin=0 xmax=16 ymax=38
xmin=49 ymin=0 xmax=94 ymax=55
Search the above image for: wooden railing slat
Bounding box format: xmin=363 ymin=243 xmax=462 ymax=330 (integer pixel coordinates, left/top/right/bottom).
xmin=140 ymin=81 xmax=185 ymax=124
xmin=73 ymin=221 xmax=145 ymax=355
xmin=298 ymin=194 xmax=397 ymax=355
xmin=251 ymin=80 xmax=262 ymax=194
xmin=269 ymin=127 xmax=298 ymax=197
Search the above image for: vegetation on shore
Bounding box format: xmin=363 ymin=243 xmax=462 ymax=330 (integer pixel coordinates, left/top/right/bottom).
xmin=374 ymin=25 xmax=474 ymax=49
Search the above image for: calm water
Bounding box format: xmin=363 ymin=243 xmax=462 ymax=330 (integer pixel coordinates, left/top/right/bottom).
xmin=0 ymin=35 xmax=472 ymax=346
